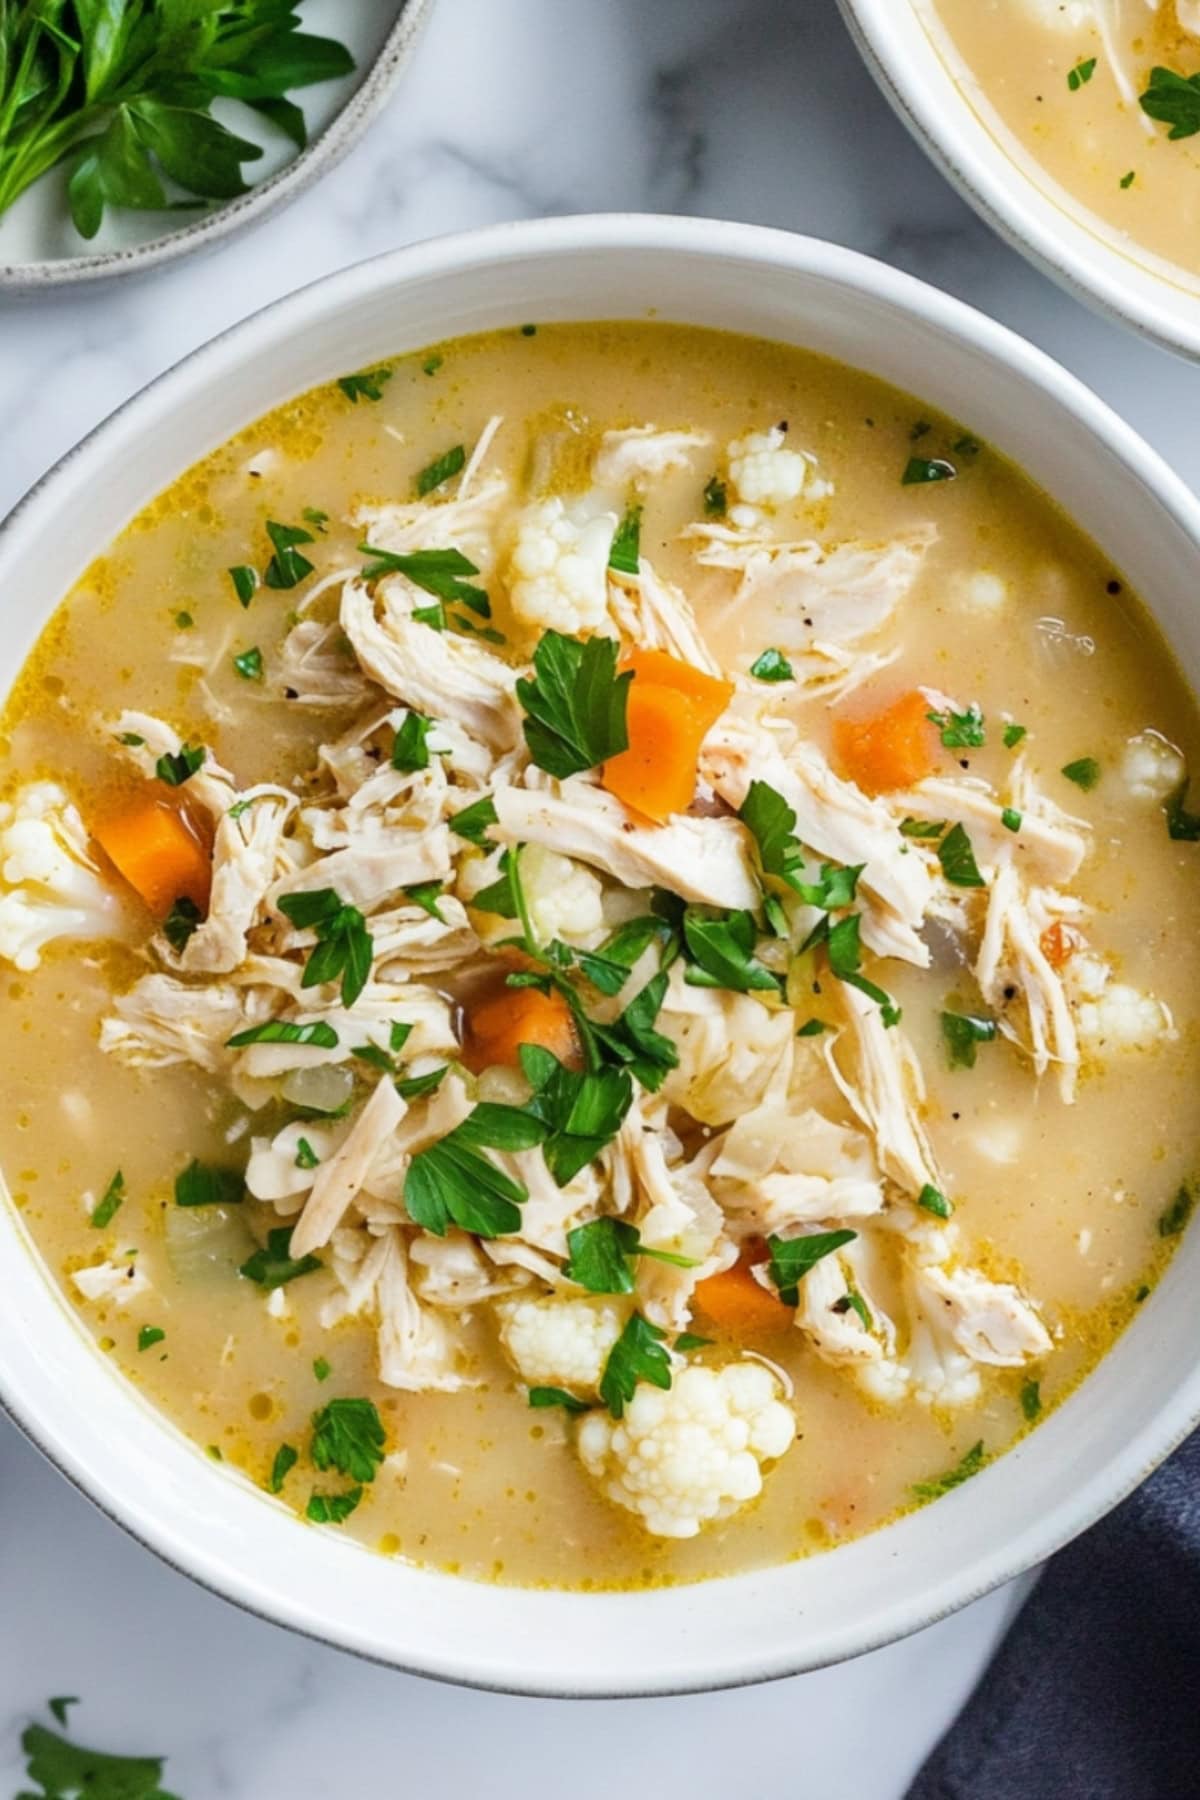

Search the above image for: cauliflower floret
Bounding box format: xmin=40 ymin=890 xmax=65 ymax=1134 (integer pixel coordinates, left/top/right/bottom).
xmin=506 ymin=498 xmax=616 ymax=632
xmin=1121 ymin=730 xmax=1185 ymax=804
xmin=0 ymin=782 xmax=125 ymax=971
xmin=577 ymin=1361 xmax=795 ymax=1539
xmin=72 ymin=1260 xmax=151 ymax=1306
xmin=519 ymin=843 xmax=605 ymax=946
xmin=497 ymin=1293 xmax=628 ymax=1397
xmin=1067 ymin=952 xmax=1173 ymax=1055
xmin=726 ymin=426 xmax=831 ymax=511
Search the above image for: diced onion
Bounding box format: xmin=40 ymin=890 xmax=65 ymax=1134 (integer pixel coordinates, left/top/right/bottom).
xmin=165 ymin=1204 xmax=254 ymax=1283
xmin=280 ymin=1063 xmax=354 ymax=1115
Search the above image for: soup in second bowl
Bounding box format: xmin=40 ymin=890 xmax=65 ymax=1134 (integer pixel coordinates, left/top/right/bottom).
xmin=923 ymin=0 xmax=1200 ymax=289
xmin=2 ymin=320 xmax=1198 ymax=1588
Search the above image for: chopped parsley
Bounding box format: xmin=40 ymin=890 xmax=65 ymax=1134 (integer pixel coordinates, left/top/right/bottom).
xmin=89 ymin=1169 xmax=125 ymax=1229
xmin=937 ymin=821 xmax=985 ymax=887
xmin=1061 ymin=757 xmax=1101 ymax=791
xmin=269 ymin=1443 xmax=298 ymax=1494
xmin=520 ymin=323 xmax=538 ymax=336
xmin=675 ymin=1332 xmax=714 ymax=1352
xmin=228 ymin=563 xmax=258 ymax=606
xmin=391 ymin=711 xmax=434 ymax=771
xmin=1159 ymin=1184 xmax=1194 ymax=1238
xmin=941 ymin=1009 xmax=997 ymax=1070
xmin=277 ymin=887 xmax=374 ymax=1009
xmin=766 ymin=1229 xmax=857 ymax=1306
xmin=1068 ymin=56 xmax=1097 ymax=91
xmin=520 ymin=1048 xmax=636 ymax=1187
xmin=1001 ymin=807 xmax=1022 ymax=833
xmin=17 ymin=1718 xmax=177 ymax=1800
xmin=338 ymin=366 xmax=393 ymax=403
xmin=902 ymin=456 xmax=956 ymax=486
xmin=163 ymin=895 xmax=202 ymax=953
xmin=609 ymin=504 xmax=643 ymax=575
xmin=835 ymin=1290 xmax=872 ymax=1330
xmin=912 ymin=1439 xmax=986 ymax=1499
xmin=1020 ymin=1379 xmax=1042 ymax=1422
xmin=174 ymin=609 xmax=194 ymax=629
xmin=449 ymin=793 xmax=498 ymax=847
xmin=395 ymin=1064 xmax=449 ymax=1100
xmin=307 ymin=1487 xmax=362 ymax=1524
xmin=917 ymin=1183 xmax=954 ymax=1219
xmin=1120 ymin=169 xmax=1136 ymax=189
xmin=154 ymin=742 xmax=205 ymax=787
xmin=1139 ymin=64 xmax=1200 ymax=138
xmin=1003 ymin=722 xmax=1027 ymax=749
xmin=796 ymin=1017 xmax=829 ymax=1037
xmin=404 ymin=880 xmax=446 ymax=921
xmin=528 ymin=1386 xmax=590 ymax=1413
xmin=302 ymin=507 xmax=329 ymax=532
xmin=313 ymin=1356 xmax=332 ymax=1382
xmin=226 ymin=1019 xmax=340 ymax=1049
xmin=564 ymin=1214 xmax=693 ymax=1294
xmin=404 ymin=1106 xmax=541 ymax=1238
xmin=516 ymin=629 xmax=632 ymax=777
xmin=311 ymin=1396 xmax=386 ymax=1483
xmin=263 ymin=519 xmax=316 ymax=590
xmin=414 ymin=443 xmax=466 ymax=497
xmin=801 ymin=910 xmax=900 ymax=1025
xmin=900 ymin=817 xmax=946 ymax=839
xmin=358 ymin=544 xmax=490 ymax=618
xmin=233 ymin=645 xmax=263 ymax=682
xmin=137 ymin=1325 xmax=165 ymax=1353
xmin=116 ymin=731 xmax=145 ymax=747
xmin=927 ymin=703 xmax=985 ymax=749
xmin=48 ymin=1699 xmax=78 ymax=1728
xmin=1165 ymin=779 xmax=1200 ymax=841
xmin=295 ymin=1137 xmax=320 ymax=1170
xmin=683 ymin=906 xmax=781 ymax=995
xmin=174 ymin=1159 xmax=244 ymax=1207
xmin=574 ymin=915 xmax=674 ymax=997
xmin=748 ymin=647 xmax=794 ymax=683
xmin=239 ymin=1227 xmax=323 ymax=1289
xmin=599 ymin=1313 xmax=673 ymax=1418
xmin=422 ymin=353 xmax=443 ymax=376
xmin=703 ymin=474 xmax=727 ymax=516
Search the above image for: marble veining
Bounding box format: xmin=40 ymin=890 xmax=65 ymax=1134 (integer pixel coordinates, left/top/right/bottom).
xmin=2 ymin=0 xmax=1198 ymax=1793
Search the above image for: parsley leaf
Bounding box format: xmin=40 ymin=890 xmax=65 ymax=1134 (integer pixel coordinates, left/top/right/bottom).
xmin=917 ymin=1183 xmax=954 ymax=1219
xmin=520 ymin=1047 xmax=634 ymax=1185
xmin=404 ymin=880 xmax=446 ymax=921
xmin=391 ymin=712 xmax=433 ymax=772
xmin=163 ymin=895 xmax=202 ymax=953
xmin=1020 ymin=1379 xmax=1042 ymax=1422
xmin=1139 ymin=64 xmax=1200 ymax=138
xmin=307 ymin=1486 xmax=362 ymax=1524
xmin=902 ymin=456 xmax=956 ymax=485
xmin=802 ymin=911 xmax=900 ymax=1024
xmin=137 ymin=1325 xmax=165 ymax=1353
xmin=1068 ymin=56 xmax=1097 ymax=90
xmin=927 ymin=703 xmax=985 ymax=748
xmin=609 ymin=505 xmax=643 ymax=575
xmin=703 ymin=475 xmax=727 ymax=516
xmin=155 ymin=743 xmax=205 ymax=787
xmin=89 ymin=1169 xmax=125 ymax=1229
xmin=338 ymin=367 xmax=393 ymax=403
xmin=574 ymin=915 xmax=674 ymax=997
xmin=226 ymin=1019 xmax=339 ymax=1049
xmin=941 ymin=1009 xmax=997 ymax=1070
xmin=277 ymin=888 xmax=374 ymax=1009
xmin=1165 ymin=780 xmax=1200 ymax=841
xmin=1003 ymin=722 xmax=1027 ymax=749
xmin=18 ymin=1721 xmax=178 ymax=1800
xmin=269 ymin=1443 xmax=298 ymax=1494
xmin=295 ymin=1136 xmax=320 ymax=1170
xmin=599 ymin=1313 xmax=673 ymax=1418
xmin=229 ymin=564 xmax=258 ymax=606
xmin=529 ymin=1385 xmax=591 ymax=1412
xmin=765 ymin=1229 xmax=857 ymax=1306
xmin=311 ymin=1396 xmax=386 ymax=1484
xmin=239 ymin=1227 xmax=322 ymax=1289
xmin=449 ymin=794 xmax=498 ymax=847
xmin=1001 ymin=807 xmax=1022 ymax=833
xmin=174 ymin=1160 xmax=244 ymax=1207
xmin=749 ymin=647 xmax=794 ymax=683
xmin=516 ymin=630 xmax=632 ymax=777
xmin=937 ymin=821 xmax=985 ymax=887
xmin=682 ymin=906 xmax=781 ymax=994
xmin=233 ymin=645 xmax=263 ymax=682
xmin=912 ymin=1439 xmax=986 ymax=1499
xmin=358 ymin=544 xmax=491 ymax=618
xmin=1159 ymin=1184 xmax=1194 ymax=1238
xmin=675 ymin=1332 xmax=714 ymax=1352
xmin=1062 ymin=757 xmax=1101 ymax=791
xmin=563 ymin=1214 xmax=693 ymax=1294
xmin=47 ymin=1698 xmax=78 ymax=1728
xmin=404 ymin=1108 xmax=535 ymax=1239
xmin=415 ymin=443 xmax=466 ymax=496
xmin=900 ymin=818 xmax=946 ymax=839
xmin=263 ymin=519 xmax=316 ymax=590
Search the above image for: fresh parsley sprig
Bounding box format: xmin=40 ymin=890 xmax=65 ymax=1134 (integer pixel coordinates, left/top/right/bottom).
xmin=516 ymin=630 xmax=632 ymax=778
xmin=277 ymin=888 xmax=374 ymax=1009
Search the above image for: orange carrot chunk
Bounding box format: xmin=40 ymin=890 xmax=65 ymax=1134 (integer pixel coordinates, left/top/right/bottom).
xmin=620 ymin=648 xmax=734 ymax=733
xmin=461 ymin=982 xmax=582 ymax=1076
xmin=832 ymin=690 xmax=940 ymax=795
xmin=601 ymin=682 xmax=709 ymax=823
xmin=93 ymin=793 xmax=211 ymax=918
xmin=693 ymin=1257 xmax=793 ymax=1335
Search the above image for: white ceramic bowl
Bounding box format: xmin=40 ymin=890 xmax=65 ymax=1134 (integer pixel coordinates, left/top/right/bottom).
xmin=838 ymin=0 xmax=1200 ymax=363
xmin=2 ymin=215 xmax=1200 ymax=1696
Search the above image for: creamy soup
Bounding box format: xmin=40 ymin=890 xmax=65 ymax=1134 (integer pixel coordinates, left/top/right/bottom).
xmin=2 ymin=322 xmax=1197 ymax=1590
xmin=925 ymin=0 xmax=1200 ymax=286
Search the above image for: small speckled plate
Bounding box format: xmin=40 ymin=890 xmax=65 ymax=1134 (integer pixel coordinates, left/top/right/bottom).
xmin=0 ymin=0 xmax=434 ymax=294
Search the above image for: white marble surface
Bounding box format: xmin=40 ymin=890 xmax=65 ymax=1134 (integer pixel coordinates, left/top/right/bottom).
xmin=1 ymin=0 xmax=1197 ymax=1792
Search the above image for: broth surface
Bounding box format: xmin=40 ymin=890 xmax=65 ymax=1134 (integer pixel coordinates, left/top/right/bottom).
xmin=2 ymin=321 xmax=1197 ymax=1589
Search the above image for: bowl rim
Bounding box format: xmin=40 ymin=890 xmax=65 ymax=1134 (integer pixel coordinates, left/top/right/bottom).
xmin=835 ymin=0 xmax=1200 ymax=364
xmin=0 ymin=0 xmax=435 ymax=294
xmin=4 ymin=212 xmax=1200 ymax=1696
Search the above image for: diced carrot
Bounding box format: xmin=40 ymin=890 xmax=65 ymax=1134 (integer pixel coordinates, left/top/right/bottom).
xmin=1040 ymin=920 xmax=1086 ymax=970
xmin=461 ymin=981 xmax=582 ymax=1075
xmin=602 ymin=682 xmax=709 ymax=822
xmin=620 ymin=648 xmax=734 ymax=734
xmin=693 ymin=1256 xmax=793 ymax=1335
xmin=93 ymin=792 xmax=211 ymax=918
xmin=832 ymin=690 xmax=940 ymax=795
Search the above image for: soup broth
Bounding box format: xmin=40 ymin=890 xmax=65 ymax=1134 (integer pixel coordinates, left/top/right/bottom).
xmin=2 ymin=321 xmax=1197 ymax=1589
xmin=925 ymin=0 xmax=1200 ymax=288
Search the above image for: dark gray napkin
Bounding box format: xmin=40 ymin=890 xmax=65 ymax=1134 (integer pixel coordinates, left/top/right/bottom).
xmin=906 ymin=1431 xmax=1200 ymax=1800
